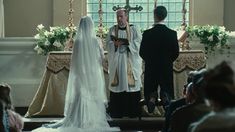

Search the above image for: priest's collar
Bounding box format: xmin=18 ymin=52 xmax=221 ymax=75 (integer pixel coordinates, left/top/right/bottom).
xmin=117 ymin=24 xmax=133 ymax=30
xmin=118 ymin=26 xmax=127 ymax=30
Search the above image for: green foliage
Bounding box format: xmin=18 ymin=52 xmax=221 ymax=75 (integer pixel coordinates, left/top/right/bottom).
xmin=95 ymin=26 xmax=109 ymax=39
xmin=186 ymin=25 xmax=230 ymax=54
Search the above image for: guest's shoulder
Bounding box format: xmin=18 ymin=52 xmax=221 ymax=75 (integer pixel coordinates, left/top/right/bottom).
xmin=172 ymin=104 xmax=189 ymax=116
xmin=172 ymin=103 xmax=198 ymax=118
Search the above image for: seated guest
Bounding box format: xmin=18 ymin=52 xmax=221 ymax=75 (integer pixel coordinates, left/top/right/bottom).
xmin=0 ymin=100 xmax=6 ymax=132
xmin=168 ymin=69 xmax=211 ymax=132
xmin=189 ymin=61 xmax=235 ymax=132
xmin=0 ymin=83 xmax=24 ymax=132
xmin=162 ymin=71 xmax=194 ymax=132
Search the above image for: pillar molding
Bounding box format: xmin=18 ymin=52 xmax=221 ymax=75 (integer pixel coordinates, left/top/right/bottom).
xmin=190 ymin=0 xmax=224 ymax=26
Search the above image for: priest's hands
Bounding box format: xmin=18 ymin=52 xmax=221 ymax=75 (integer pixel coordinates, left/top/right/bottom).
xmin=114 ymin=40 xmax=125 ymax=47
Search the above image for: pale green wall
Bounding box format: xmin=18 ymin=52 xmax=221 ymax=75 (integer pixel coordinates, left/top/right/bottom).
xmin=4 ymin=0 xmax=86 ymax=37
xmin=191 ymin=0 xmax=224 ymax=26
xmin=224 ymin=0 xmax=235 ymax=31
xmin=4 ymin=0 xmax=53 ymax=37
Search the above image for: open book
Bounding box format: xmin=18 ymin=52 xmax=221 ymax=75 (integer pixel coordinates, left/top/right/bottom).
xmin=110 ymin=35 xmax=129 ymax=45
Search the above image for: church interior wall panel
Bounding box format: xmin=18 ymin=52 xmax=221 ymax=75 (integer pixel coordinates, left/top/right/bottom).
xmin=4 ymin=0 xmax=53 ymax=37
xmin=189 ymin=38 xmax=235 ymax=69
xmin=224 ymin=0 xmax=235 ymax=31
xmin=191 ymin=0 xmax=224 ymax=26
xmin=3 ymin=0 xmax=235 ymax=36
xmin=0 ymin=37 xmax=46 ymax=106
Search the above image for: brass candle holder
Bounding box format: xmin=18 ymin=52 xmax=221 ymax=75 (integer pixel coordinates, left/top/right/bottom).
xmin=64 ymin=0 xmax=75 ymax=51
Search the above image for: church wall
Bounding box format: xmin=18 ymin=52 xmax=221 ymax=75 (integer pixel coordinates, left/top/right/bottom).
xmin=0 ymin=38 xmax=46 ymax=107
xmin=3 ymin=0 xmax=235 ymax=37
xmin=190 ymin=0 xmax=224 ymax=26
xmin=189 ymin=37 xmax=235 ymax=69
xmin=224 ymin=0 xmax=235 ymax=31
xmin=4 ymin=0 xmax=53 ymax=37
xmin=4 ymin=0 xmax=86 ymax=37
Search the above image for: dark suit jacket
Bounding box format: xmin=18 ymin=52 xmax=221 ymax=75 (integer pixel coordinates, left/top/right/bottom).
xmin=140 ymin=24 xmax=179 ymax=99
xmin=140 ymin=24 xmax=179 ymax=76
xmin=169 ymin=102 xmax=211 ymax=132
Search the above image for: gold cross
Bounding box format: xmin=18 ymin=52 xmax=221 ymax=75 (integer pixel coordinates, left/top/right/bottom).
xmin=112 ymin=0 xmax=143 ymax=18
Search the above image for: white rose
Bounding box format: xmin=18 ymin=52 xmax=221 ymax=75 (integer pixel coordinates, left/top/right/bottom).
xmin=37 ymin=48 xmax=44 ymax=55
xmin=48 ymin=31 xmax=54 ymax=37
xmin=219 ymin=26 xmax=226 ymax=32
xmin=72 ymin=26 xmax=77 ymax=31
xmin=34 ymin=45 xmax=39 ymax=51
xmin=218 ymin=34 xmax=224 ymax=41
xmin=44 ymin=40 xmax=51 ymax=46
xmin=37 ymin=24 xmax=44 ymax=30
xmin=66 ymin=27 xmax=70 ymax=32
xmin=50 ymin=27 xmax=57 ymax=32
xmin=53 ymin=41 xmax=62 ymax=48
xmin=34 ymin=45 xmax=44 ymax=55
xmin=34 ymin=34 xmax=40 ymax=39
xmin=208 ymin=35 xmax=213 ymax=41
xmin=44 ymin=31 xmax=50 ymax=37
xmin=228 ymin=31 xmax=235 ymax=38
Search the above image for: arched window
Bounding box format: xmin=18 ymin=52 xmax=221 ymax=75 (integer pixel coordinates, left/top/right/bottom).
xmin=87 ymin=0 xmax=189 ymax=29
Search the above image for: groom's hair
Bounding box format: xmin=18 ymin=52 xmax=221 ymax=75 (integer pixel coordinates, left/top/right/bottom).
xmin=154 ymin=6 xmax=167 ymax=21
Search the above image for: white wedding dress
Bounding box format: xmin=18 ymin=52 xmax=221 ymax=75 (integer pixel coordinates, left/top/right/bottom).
xmin=32 ymin=16 xmax=119 ymax=132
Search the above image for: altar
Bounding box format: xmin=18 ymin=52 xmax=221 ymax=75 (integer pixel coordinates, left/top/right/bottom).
xmin=25 ymin=50 xmax=206 ymax=117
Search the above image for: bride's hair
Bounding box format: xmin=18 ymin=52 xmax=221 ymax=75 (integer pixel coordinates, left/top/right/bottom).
xmin=77 ymin=16 xmax=96 ymax=40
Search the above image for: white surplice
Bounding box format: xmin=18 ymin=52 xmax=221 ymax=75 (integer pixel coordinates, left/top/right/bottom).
xmin=107 ymin=25 xmax=142 ymax=93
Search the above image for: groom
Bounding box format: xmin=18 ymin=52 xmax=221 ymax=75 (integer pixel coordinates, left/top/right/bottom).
xmin=139 ymin=6 xmax=179 ymax=113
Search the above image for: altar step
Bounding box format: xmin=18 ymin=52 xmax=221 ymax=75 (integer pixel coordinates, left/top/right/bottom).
xmin=23 ymin=117 xmax=165 ymax=131
xmin=16 ymin=107 xmax=165 ymax=131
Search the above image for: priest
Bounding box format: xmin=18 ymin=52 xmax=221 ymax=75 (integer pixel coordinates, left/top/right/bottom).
xmin=106 ymin=8 xmax=142 ymax=118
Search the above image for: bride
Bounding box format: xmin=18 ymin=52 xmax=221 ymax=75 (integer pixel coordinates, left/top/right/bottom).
xmin=32 ymin=16 xmax=119 ymax=132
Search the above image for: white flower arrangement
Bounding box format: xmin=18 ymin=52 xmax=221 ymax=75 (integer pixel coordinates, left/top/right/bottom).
xmin=186 ymin=25 xmax=230 ymax=54
xmin=95 ymin=26 xmax=109 ymax=39
xmin=228 ymin=31 xmax=235 ymax=38
xmin=34 ymin=24 xmax=77 ymax=55
xmin=34 ymin=24 xmax=110 ymax=55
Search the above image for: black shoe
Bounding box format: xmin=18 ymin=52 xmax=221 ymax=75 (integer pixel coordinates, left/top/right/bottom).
xmin=147 ymin=101 xmax=155 ymax=113
xmin=139 ymin=99 xmax=146 ymax=106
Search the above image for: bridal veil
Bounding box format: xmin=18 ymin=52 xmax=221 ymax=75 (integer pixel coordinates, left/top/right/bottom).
xmin=32 ymin=16 xmax=119 ymax=132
